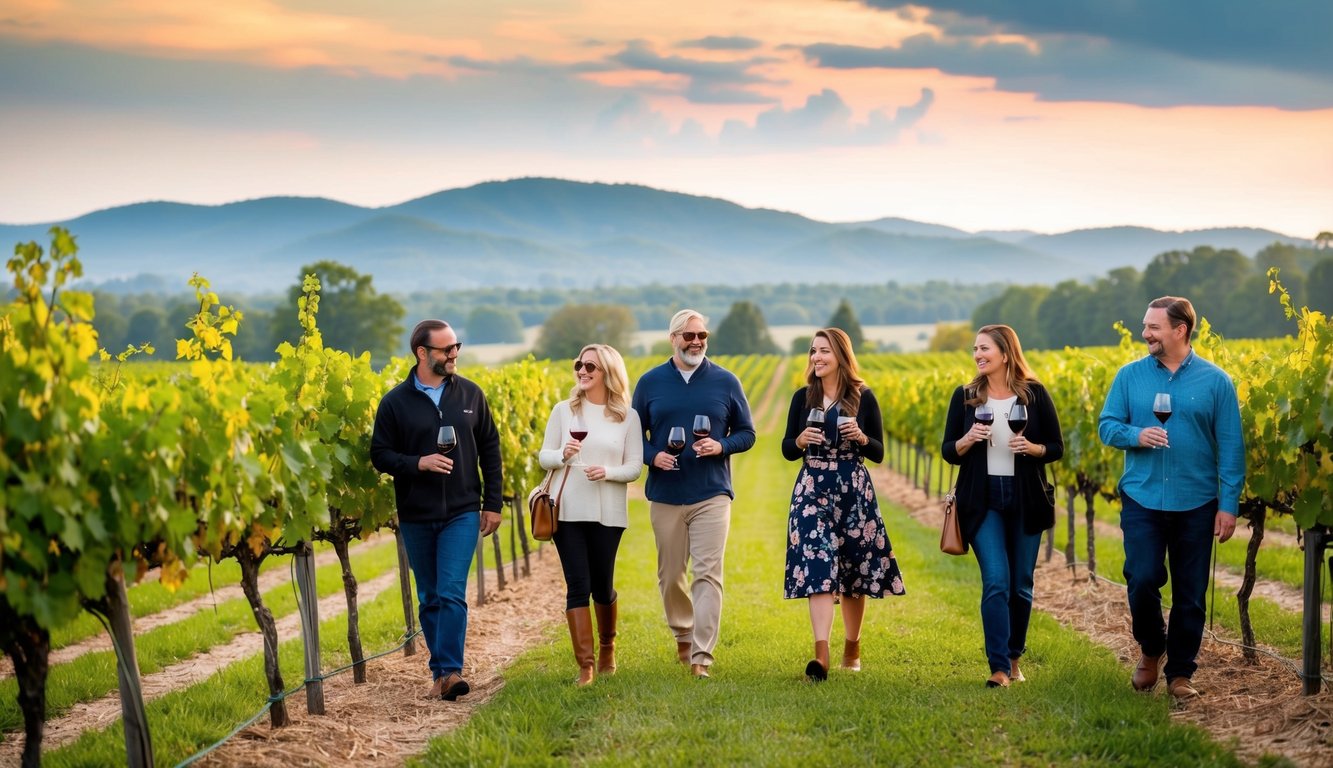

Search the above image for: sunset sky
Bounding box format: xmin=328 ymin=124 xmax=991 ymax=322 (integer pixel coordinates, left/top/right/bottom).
xmin=1 ymin=0 xmax=1329 ymax=235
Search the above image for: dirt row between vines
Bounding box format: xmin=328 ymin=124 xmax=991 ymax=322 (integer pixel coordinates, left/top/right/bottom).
xmin=870 ymin=466 xmax=1333 ymax=768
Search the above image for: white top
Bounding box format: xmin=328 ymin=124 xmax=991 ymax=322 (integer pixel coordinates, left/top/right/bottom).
xmin=538 ymin=400 xmax=643 ymax=528
xmin=985 ymin=395 xmax=1018 ymax=477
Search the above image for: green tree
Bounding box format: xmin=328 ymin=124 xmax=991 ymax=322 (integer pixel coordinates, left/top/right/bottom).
xmin=270 ymin=261 xmax=403 ymax=362
xmin=928 ymin=321 xmax=975 ymax=352
xmin=466 ymin=305 xmax=524 ymax=344
xmin=533 ymin=303 xmax=637 ymax=360
xmin=972 ymin=285 xmax=1050 ymax=348
xmin=125 ymin=308 xmax=164 ymax=351
xmin=711 ymin=301 xmax=779 ymax=354
xmin=1307 ymin=259 xmax=1333 ymax=314
xmin=825 ymin=299 xmax=865 ymax=350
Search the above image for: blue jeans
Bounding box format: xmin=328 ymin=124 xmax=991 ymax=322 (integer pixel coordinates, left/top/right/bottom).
xmin=1120 ymin=493 xmax=1216 ymax=680
xmin=972 ymin=476 xmax=1043 ymax=675
xmin=399 ymin=512 xmax=479 ymax=680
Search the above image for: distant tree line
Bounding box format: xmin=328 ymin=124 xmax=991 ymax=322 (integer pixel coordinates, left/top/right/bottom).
xmin=967 ymin=243 xmax=1333 ymax=349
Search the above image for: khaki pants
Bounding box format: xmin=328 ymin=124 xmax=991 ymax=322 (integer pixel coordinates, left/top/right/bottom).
xmin=650 ymin=495 xmax=731 ymax=667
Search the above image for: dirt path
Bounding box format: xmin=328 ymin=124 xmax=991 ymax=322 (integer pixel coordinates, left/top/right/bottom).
xmin=0 ymin=539 xmax=380 ymax=681
xmin=870 ymin=466 xmax=1333 ymax=768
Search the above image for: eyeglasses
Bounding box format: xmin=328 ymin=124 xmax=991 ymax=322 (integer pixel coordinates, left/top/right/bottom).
xmin=422 ymin=342 xmax=463 ymax=356
xmin=677 ymin=331 xmax=709 ymax=342
xmin=573 ymin=360 xmax=600 ymax=373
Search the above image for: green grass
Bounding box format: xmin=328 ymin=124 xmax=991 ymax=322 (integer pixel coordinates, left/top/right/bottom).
xmin=0 ymin=539 xmax=400 ymax=732
xmin=415 ymin=431 xmax=1247 ymax=767
xmin=43 ymin=561 xmax=420 ymax=768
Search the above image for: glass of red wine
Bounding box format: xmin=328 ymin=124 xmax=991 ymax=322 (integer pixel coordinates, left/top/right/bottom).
xmin=1007 ymin=403 xmax=1028 ymax=441
xmin=806 ymin=407 xmax=825 ymax=457
xmin=436 ymin=425 xmax=457 ymax=504
xmin=1152 ymin=392 xmax=1172 ymax=449
xmin=975 ymin=404 xmax=994 ymax=446
xmin=569 ymin=412 xmax=589 ymax=466
xmin=665 ymin=426 xmax=686 ymax=470
xmin=693 ymin=414 xmax=711 ymax=439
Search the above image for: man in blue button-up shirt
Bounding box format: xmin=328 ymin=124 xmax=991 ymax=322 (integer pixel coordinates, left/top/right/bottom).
xmin=1099 ymin=296 xmax=1245 ymax=699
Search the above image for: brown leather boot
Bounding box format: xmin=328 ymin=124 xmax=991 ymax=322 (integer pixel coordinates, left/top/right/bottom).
xmin=1132 ymin=653 xmax=1163 ymax=691
xmin=566 ymin=608 xmax=596 ymax=687
xmin=842 ymin=639 xmax=861 ymax=671
xmin=594 ymin=600 xmax=618 ymax=675
xmin=806 ymin=640 xmax=830 ymax=682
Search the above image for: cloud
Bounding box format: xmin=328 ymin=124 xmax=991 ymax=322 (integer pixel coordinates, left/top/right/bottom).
xmin=608 ymin=40 xmax=780 ymax=104
xmin=822 ymin=1 xmax=1333 ymax=109
xmin=720 ymin=87 xmax=934 ymax=148
xmin=675 ymin=35 xmax=763 ymax=51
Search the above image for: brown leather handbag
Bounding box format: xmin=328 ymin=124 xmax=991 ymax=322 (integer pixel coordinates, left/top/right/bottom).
xmin=527 ymin=466 xmax=571 ymax=541
xmin=940 ymin=488 xmax=965 ymax=555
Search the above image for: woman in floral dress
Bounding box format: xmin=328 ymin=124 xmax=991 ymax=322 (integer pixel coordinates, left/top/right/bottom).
xmin=782 ymin=327 xmax=905 ymax=682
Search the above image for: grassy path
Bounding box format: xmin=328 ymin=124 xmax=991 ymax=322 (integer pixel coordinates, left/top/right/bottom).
xmin=415 ymin=428 xmax=1243 ymax=767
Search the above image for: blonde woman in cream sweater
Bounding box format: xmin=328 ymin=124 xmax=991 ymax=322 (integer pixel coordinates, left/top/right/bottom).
xmin=539 ymin=343 xmax=643 ymax=686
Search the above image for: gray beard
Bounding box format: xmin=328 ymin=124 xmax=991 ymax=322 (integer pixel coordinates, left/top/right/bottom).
xmin=680 ymin=349 xmax=705 ymax=367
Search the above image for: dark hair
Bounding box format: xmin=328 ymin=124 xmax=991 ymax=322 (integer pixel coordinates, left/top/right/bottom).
xmin=965 ymin=324 xmax=1037 ymax=406
xmin=804 ymin=328 xmax=866 ymax=417
xmin=1148 ymin=296 xmax=1195 ymax=339
xmin=409 ymin=319 xmax=450 ymax=354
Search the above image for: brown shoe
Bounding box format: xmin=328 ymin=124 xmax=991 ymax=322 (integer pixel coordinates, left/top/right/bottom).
xmin=1132 ymin=653 xmax=1163 ymax=691
xmin=1009 ymin=658 xmax=1025 ymax=683
xmin=806 ymin=639 xmax=830 ymax=682
xmin=985 ymin=670 xmax=1010 ymax=688
xmin=427 ymin=676 xmax=445 ymax=699
xmin=1167 ymin=677 xmax=1200 ymax=698
xmin=690 ymin=663 xmax=710 ymax=679
xmin=441 ymin=672 xmax=470 ymax=701
xmin=594 ymin=600 xmax=618 ymax=675
xmin=677 ymin=640 xmax=692 ymax=665
xmin=841 ymin=639 xmax=861 ymax=671
xmin=566 ymin=608 xmax=596 ymax=687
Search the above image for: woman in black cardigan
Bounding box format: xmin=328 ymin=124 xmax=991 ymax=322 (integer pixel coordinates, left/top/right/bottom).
xmin=941 ymin=324 xmax=1063 ymax=688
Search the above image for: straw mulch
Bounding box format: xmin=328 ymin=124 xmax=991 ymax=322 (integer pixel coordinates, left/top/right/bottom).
xmin=873 ymin=466 xmax=1333 ymax=768
xmin=196 ymin=547 xmax=567 ymax=767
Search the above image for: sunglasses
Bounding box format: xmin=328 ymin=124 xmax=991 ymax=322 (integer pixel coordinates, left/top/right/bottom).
xmin=573 ymin=360 xmax=600 ymax=373
xmin=678 ymin=331 xmax=709 ymax=342
xmin=422 ymin=342 xmax=463 ymax=355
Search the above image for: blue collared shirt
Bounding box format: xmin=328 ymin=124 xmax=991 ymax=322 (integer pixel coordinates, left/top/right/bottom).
xmin=413 ymin=372 xmax=445 ymax=408
xmin=1098 ymin=350 xmax=1245 ymax=515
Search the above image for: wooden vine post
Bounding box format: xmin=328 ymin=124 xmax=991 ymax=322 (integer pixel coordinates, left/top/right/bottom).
xmin=293 ymin=541 xmax=326 ymax=713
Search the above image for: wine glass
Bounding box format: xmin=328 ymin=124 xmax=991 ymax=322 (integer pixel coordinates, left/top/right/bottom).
xmin=436 ymin=425 xmax=457 ymax=456
xmin=1152 ymin=392 xmax=1172 ymax=449
xmin=1007 ymin=404 xmax=1028 ymax=435
xmin=665 ymin=427 xmax=686 ymax=470
xmin=806 ymin=407 xmax=825 ymax=457
xmin=693 ymin=414 xmax=711 ymax=439
xmin=974 ymin=404 xmax=994 ymax=446
xmin=569 ymin=412 xmax=589 ymax=466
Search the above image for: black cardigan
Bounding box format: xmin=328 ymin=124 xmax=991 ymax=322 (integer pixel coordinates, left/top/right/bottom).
xmin=940 ymin=381 xmax=1063 ymax=550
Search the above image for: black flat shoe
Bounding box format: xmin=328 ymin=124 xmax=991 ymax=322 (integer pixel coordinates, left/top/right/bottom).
xmin=441 ymin=673 xmax=471 ymax=701
xmin=805 ymin=659 xmax=828 ymax=682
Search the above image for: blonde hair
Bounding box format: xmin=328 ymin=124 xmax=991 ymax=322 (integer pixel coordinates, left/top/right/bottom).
xmin=569 ymin=343 xmax=631 ymax=422
xmin=805 ymin=328 xmax=866 ymax=416
xmin=965 ymin=324 xmax=1037 ymax=405
xmin=668 ymin=308 xmax=708 ymax=336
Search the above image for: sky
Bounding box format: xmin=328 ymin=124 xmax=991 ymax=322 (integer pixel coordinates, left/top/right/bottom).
xmin=1 ymin=0 xmax=1330 ymax=236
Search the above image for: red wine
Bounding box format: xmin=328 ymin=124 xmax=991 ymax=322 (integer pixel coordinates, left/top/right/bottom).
xmin=1007 ymin=418 xmax=1027 ymax=434
xmin=693 ymin=429 xmax=710 ymax=438
xmin=570 ymin=430 xmax=589 ymax=441
xmin=665 ymin=440 xmax=685 ymax=456
xmin=975 ymin=413 xmax=994 ymax=426
xmin=437 ymin=440 xmax=456 ymax=454
xmin=1154 ymin=410 xmax=1171 ymax=424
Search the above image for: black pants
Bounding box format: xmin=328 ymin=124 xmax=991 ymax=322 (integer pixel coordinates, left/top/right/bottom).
xmin=552 ymin=521 xmax=624 ymax=610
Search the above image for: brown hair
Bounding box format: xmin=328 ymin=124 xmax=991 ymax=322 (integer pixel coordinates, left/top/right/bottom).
xmin=409 ymin=319 xmax=450 ymax=355
xmin=965 ymin=324 xmax=1037 ymax=406
xmin=1148 ymin=296 xmax=1196 ymax=340
xmin=568 ymin=344 xmax=631 ymax=423
xmin=804 ymin=328 xmax=865 ymax=416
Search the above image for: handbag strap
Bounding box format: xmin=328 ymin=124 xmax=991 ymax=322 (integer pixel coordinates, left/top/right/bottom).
xmin=551 ymin=465 xmax=573 ymax=505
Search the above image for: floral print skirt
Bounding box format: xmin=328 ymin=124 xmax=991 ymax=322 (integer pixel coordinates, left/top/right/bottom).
xmin=784 ymin=451 xmax=906 ymax=599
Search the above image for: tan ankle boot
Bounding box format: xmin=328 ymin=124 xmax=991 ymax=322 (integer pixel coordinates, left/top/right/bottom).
xmin=594 ymin=600 xmax=618 ymax=675
xmin=806 ymin=640 xmax=830 ymax=681
xmin=842 ymin=639 xmax=861 ymax=671
xmin=566 ymin=608 xmax=596 ymax=687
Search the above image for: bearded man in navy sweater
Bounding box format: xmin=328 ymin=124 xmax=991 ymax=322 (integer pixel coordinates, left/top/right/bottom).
xmin=631 ymin=309 xmax=756 ymax=679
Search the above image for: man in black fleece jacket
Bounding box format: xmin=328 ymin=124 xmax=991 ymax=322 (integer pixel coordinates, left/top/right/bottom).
xmin=371 ymin=319 xmax=503 ymax=702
